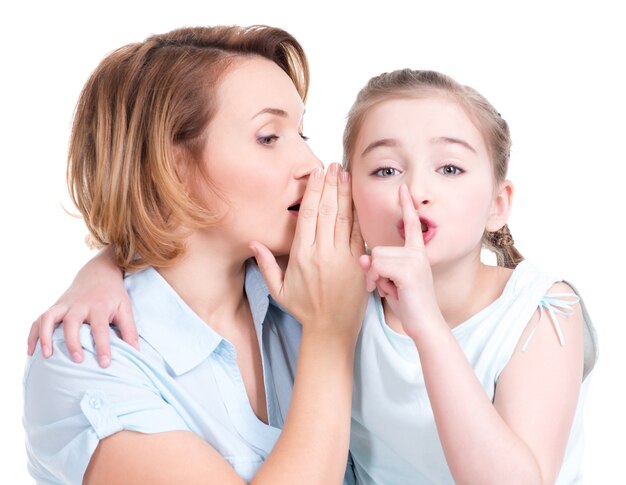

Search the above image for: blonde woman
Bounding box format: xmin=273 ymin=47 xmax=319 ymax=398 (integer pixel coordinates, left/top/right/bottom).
xmin=24 ymin=26 xmax=366 ymax=484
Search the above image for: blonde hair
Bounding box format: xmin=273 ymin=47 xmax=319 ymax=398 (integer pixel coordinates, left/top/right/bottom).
xmin=342 ymin=69 xmax=523 ymax=269
xmin=68 ymin=25 xmax=309 ymax=272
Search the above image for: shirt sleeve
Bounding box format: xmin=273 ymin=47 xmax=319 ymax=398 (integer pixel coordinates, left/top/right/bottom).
xmin=23 ymin=325 xmax=190 ymax=484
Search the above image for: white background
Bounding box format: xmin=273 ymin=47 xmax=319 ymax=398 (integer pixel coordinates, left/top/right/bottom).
xmin=2 ymin=0 xmax=624 ymax=481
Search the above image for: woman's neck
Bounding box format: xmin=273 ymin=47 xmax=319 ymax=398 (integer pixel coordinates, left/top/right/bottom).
xmin=157 ymin=232 xmax=251 ymax=333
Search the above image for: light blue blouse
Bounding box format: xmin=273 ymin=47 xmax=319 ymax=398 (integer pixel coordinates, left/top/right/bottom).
xmin=23 ymin=263 xmax=309 ymax=483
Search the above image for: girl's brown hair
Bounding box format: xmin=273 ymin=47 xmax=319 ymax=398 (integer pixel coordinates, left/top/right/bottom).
xmin=68 ymin=26 xmax=309 ymax=271
xmin=342 ymin=69 xmax=523 ymax=269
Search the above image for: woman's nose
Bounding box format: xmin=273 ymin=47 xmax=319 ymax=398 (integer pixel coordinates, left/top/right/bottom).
xmin=294 ymin=143 xmax=324 ymax=178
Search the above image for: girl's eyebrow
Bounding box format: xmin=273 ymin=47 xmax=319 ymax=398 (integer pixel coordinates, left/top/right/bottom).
xmin=430 ymin=136 xmax=477 ymax=154
xmin=361 ymin=138 xmax=398 ymax=157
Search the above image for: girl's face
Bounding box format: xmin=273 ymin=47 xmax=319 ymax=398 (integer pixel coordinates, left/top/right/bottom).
xmin=196 ymin=56 xmax=322 ymax=257
xmin=350 ymin=96 xmax=511 ymax=268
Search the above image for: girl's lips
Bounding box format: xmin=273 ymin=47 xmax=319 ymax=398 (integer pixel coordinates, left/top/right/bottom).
xmin=398 ymin=217 xmax=437 ymax=244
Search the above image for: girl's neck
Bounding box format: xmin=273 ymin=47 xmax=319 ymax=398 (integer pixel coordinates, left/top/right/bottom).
xmin=384 ymin=254 xmax=513 ymax=332
xmin=431 ymin=257 xmax=510 ymax=328
xmin=157 ymin=231 xmax=251 ymax=334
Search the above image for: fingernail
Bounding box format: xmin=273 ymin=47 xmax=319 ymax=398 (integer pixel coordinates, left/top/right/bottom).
xmin=341 ymin=169 xmax=350 ymax=184
xmin=330 ymin=163 xmax=338 ymax=175
xmin=72 ymin=352 xmax=83 ymax=363
xmin=42 ymin=344 xmax=51 ymax=358
xmin=314 ymin=167 xmax=323 ymax=179
xmin=99 ymin=355 xmax=111 ymax=368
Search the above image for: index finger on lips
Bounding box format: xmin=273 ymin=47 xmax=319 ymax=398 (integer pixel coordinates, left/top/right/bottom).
xmin=292 ymin=167 xmax=324 ymax=247
xmin=400 ymin=184 xmax=423 ymax=249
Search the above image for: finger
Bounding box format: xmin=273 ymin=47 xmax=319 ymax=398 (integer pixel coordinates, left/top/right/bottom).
xmin=250 ymin=241 xmax=284 ymax=299
xmin=62 ymin=318 xmax=85 ymax=363
xmin=112 ymin=297 xmax=140 ymax=351
xmin=399 ymin=184 xmax=423 ymax=249
xmin=292 ymin=167 xmax=324 ymax=247
xmin=358 ymin=254 xmax=372 ymax=273
xmin=350 ymin=208 xmax=365 ymax=257
xmin=377 ymin=278 xmax=398 ymax=300
xmin=37 ymin=305 xmax=70 ymax=358
xmin=27 ymin=320 xmax=40 ymax=356
xmin=90 ymin=320 xmax=112 ymax=368
xmin=363 ymin=257 xmax=381 ymax=293
xmin=334 ymin=168 xmax=353 ymax=247
xmin=315 ymin=163 xmax=340 ymax=248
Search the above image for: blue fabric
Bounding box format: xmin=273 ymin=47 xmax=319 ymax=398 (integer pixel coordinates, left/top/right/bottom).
xmin=23 ymin=262 xmax=305 ymax=484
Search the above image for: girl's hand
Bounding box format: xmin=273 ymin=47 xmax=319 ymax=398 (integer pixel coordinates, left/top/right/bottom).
xmin=251 ymin=164 xmax=367 ymax=341
xmin=359 ymin=184 xmax=441 ymax=339
xmin=27 ymin=248 xmax=138 ymax=367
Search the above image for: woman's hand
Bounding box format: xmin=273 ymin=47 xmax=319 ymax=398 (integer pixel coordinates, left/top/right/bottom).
xmin=250 ymin=164 xmax=367 ymax=484
xmin=27 ymin=248 xmax=138 ymax=367
xmin=359 ymin=184 xmax=441 ymax=340
xmin=250 ymin=163 xmax=367 ymax=341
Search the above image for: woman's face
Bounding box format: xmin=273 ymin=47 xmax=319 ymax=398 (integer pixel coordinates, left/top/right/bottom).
xmin=197 ymin=56 xmax=322 ymax=257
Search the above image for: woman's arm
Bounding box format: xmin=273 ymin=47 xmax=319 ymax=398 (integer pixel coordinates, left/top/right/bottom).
xmin=38 ymin=165 xmax=365 ymax=485
xmin=27 ymin=247 xmax=137 ymax=367
xmin=251 ymin=164 xmax=366 ymax=483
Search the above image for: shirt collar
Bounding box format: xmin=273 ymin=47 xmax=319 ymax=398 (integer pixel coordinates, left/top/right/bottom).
xmin=125 ymin=263 xmax=272 ymax=376
xmin=244 ymin=260 xmax=271 ymax=338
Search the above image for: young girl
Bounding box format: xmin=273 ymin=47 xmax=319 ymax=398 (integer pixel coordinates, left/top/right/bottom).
xmin=344 ymin=69 xmax=597 ymax=484
xmin=30 ymin=68 xmax=598 ymax=483
xmin=23 ymin=26 xmax=367 ymax=484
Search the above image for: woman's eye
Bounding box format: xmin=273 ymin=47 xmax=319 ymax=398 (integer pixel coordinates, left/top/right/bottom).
xmin=258 ymin=135 xmax=279 ymax=146
xmin=372 ymin=167 xmax=400 ymax=177
xmin=438 ymin=164 xmax=464 ymax=176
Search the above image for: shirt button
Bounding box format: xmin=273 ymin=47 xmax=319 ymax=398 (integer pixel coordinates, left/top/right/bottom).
xmin=89 ymin=397 xmax=102 ymax=409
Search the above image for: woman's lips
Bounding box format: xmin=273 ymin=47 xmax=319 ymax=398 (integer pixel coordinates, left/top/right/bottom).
xmin=288 ymin=198 xmax=302 ymax=216
xmin=398 ymin=217 xmax=436 ymax=244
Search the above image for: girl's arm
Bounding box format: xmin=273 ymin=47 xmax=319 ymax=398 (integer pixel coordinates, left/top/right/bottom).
xmin=411 ymin=289 xmax=582 ymax=485
xmin=27 ymin=247 xmax=136 ymax=368
xmin=361 ymin=185 xmax=583 ymax=485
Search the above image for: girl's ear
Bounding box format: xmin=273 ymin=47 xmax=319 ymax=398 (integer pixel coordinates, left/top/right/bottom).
xmin=486 ymin=180 xmax=513 ymax=232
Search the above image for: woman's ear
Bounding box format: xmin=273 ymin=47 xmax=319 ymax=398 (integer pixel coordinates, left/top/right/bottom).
xmin=486 ymin=180 xmax=514 ymax=232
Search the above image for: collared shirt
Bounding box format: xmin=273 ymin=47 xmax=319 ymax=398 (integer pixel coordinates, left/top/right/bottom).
xmin=23 ymin=263 xmax=304 ymax=484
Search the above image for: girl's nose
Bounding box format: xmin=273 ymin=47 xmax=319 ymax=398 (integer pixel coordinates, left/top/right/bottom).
xmin=406 ymin=177 xmax=431 ymax=208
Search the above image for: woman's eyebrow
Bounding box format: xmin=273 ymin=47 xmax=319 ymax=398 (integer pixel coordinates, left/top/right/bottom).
xmin=361 ymin=138 xmax=398 ymax=157
xmin=251 ymin=107 xmax=288 ymax=120
xmin=430 ymin=136 xmax=477 ymax=154
xmin=251 ymin=107 xmax=306 ymax=123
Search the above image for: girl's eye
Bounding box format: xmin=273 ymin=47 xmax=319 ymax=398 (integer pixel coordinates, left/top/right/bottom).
xmin=299 ymin=133 xmax=310 ymax=141
xmin=372 ymin=167 xmax=400 ymax=177
xmin=258 ymin=135 xmax=279 ymax=146
xmin=438 ymin=164 xmax=464 ymax=176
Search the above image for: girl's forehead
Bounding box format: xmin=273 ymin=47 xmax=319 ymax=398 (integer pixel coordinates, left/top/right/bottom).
xmin=359 ymin=96 xmax=485 ymax=145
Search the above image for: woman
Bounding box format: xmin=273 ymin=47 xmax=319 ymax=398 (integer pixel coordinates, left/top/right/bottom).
xmin=23 ymin=25 xmax=366 ymax=484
